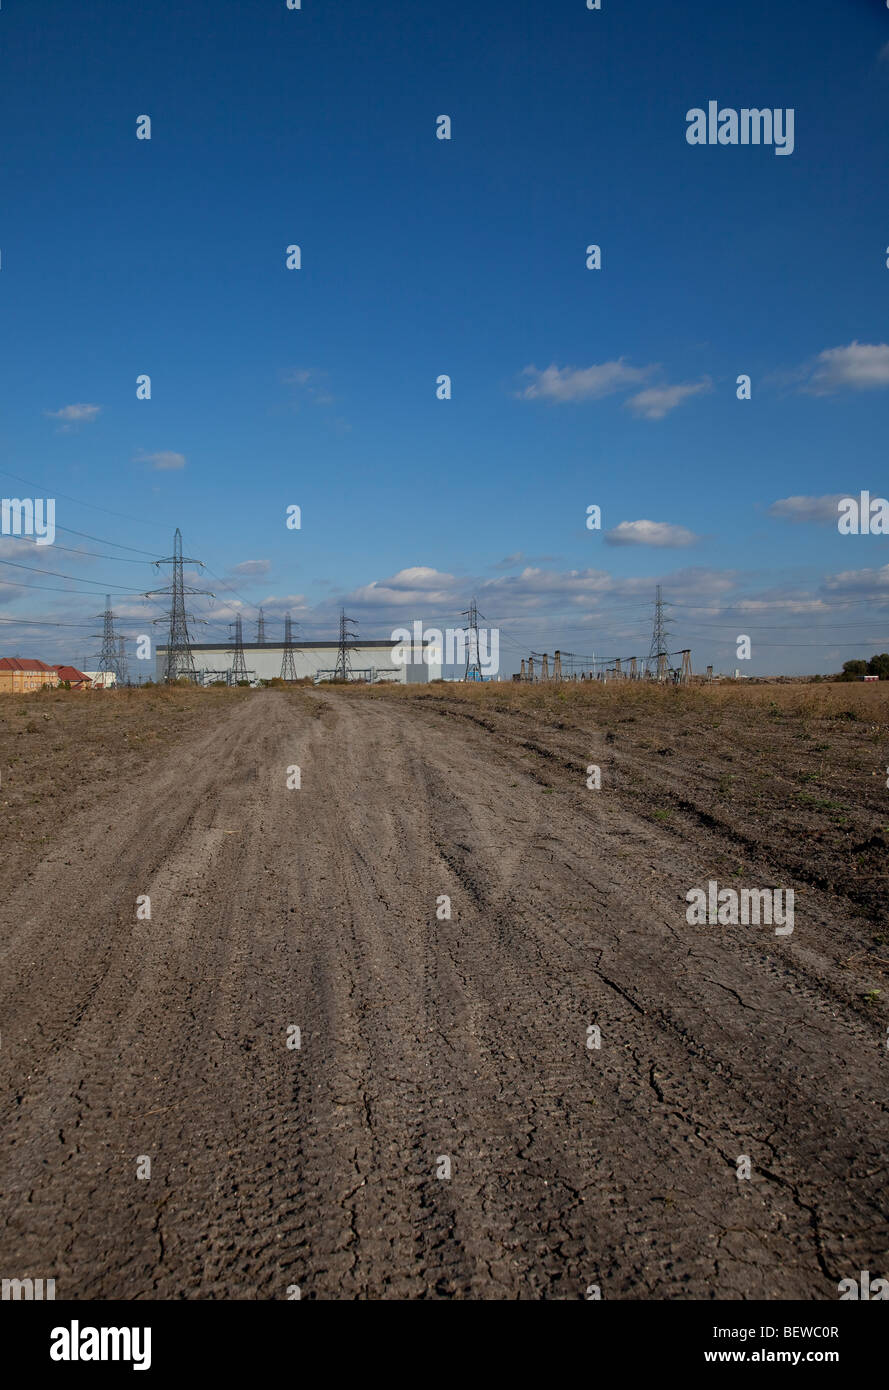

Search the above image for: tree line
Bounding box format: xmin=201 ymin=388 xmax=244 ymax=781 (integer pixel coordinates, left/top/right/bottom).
xmin=838 ymin=654 xmax=889 ymax=681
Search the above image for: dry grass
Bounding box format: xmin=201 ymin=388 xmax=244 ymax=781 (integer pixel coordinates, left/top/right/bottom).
xmin=358 ymin=676 xmax=889 ymax=726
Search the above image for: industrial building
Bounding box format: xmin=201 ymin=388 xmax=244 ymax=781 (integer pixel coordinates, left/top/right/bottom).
xmin=154 ymin=639 xmax=441 ymax=685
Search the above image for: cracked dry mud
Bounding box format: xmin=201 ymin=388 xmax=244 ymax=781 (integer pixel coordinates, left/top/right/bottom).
xmin=0 ymin=686 xmax=886 ymax=1299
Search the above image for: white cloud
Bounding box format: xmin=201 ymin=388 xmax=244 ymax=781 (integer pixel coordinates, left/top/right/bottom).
xmin=732 ymin=597 xmax=834 ymax=614
xmin=767 ymin=494 xmax=847 ymax=524
xmin=624 ymin=379 xmax=710 ymax=420
xmin=518 ymin=362 xmax=709 ymax=420
xmin=229 ymin=559 xmax=271 ymax=577
xmin=805 ymin=342 xmax=889 ymax=395
xmin=0 ymin=579 xmax=26 ymax=606
xmin=281 ymin=367 xmax=335 ymax=405
xmin=496 ymin=566 xmax=615 ymax=603
xmin=193 ymin=595 xmax=308 ymax=627
xmin=490 ymin=551 xmax=556 ymax=570
xmin=257 ymin=594 xmax=307 ymax=614
xmin=518 ymin=360 xmax=653 ymax=403
xmin=243 ymin=563 xmax=785 ymax=665
xmin=44 ymin=403 xmax=101 ymax=429
xmin=137 ymin=450 xmax=186 ymax=470
xmin=823 ymin=564 xmax=889 ymax=597
xmin=349 ymin=566 xmax=459 ymax=609
xmin=605 ymin=519 xmax=700 ymax=547
xmin=335 ymin=563 xmax=738 ymax=628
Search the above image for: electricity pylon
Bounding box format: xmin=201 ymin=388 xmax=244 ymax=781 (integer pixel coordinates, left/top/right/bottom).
xmin=256 ymin=608 xmax=266 ymax=645
xmin=280 ymin=614 xmax=298 ymax=682
xmin=145 ymin=529 xmax=212 ymax=683
xmin=94 ymin=595 xmax=127 ymax=686
xmin=334 ymin=608 xmax=356 ymax=680
xmin=229 ymin=614 xmax=249 ymax=683
xmin=117 ymin=636 xmax=129 ymax=687
xmin=460 ymin=597 xmax=485 ymax=680
xmin=647 ymin=584 xmax=671 ymax=681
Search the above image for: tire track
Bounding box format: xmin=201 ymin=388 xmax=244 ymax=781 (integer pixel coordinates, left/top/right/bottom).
xmin=1 ymin=688 xmax=886 ymax=1300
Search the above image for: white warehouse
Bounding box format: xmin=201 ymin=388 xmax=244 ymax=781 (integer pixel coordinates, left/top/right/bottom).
xmin=155 ymin=640 xmax=441 ymax=685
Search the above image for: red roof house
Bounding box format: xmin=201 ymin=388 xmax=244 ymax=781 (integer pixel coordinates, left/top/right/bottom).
xmin=52 ymin=665 xmax=92 ymax=689
xmin=0 ymin=657 xmax=60 ymax=691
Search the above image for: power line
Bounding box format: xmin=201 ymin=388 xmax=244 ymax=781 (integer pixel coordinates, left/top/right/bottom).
xmin=0 ymin=532 xmax=158 ymax=563
xmin=675 ymin=619 xmax=889 ymax=631
xmin=671 ymin=598 xmax=889 ymax=612
xmin=0 ymin=614 xmax=110 ymax=629
xmin=198 ymin=563 xmax=267 ymax=621
xmin=0 ymin=467 xmax=172 ymax=537
xmin=0 ymin=554 xmax=149 ymax=590
xmin=0 ymin=577 xmax=154 ymax=597
xmin=687 ymin=638 xmax=886 ymax=650
xmin=53 ymin=526 xmax=161 ymax=557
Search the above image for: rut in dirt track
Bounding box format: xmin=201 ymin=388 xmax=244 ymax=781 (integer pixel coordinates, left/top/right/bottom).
xmin=0 ymin=690 xmax=885 ymax=1299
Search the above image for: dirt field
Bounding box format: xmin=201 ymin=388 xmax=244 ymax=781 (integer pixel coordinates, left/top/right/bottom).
xmin=0 ymin=680 xmax=887 ymax=1299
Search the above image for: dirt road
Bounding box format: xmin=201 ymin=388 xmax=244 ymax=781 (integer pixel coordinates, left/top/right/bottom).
xmin=0 ymin=689 xmax=885 ymax=1298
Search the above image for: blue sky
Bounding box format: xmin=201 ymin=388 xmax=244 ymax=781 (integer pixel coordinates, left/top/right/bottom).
xmin=1 ymin=0 xmax=888 ymax=676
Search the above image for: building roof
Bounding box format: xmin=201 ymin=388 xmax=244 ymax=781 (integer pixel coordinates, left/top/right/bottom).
xmin=0 ymin=657 xmax=56 ymax=672
xmin=53 ymin=665 xmax=91 ymax=684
